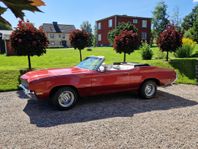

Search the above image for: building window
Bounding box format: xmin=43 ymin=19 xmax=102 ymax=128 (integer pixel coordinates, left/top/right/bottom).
xmin=133 ymin=19 xmax=138 ymax=24
xmin=98 ymin=22 xmax=101 ymax=30
xmin=141 ymin=32 xmax=147 ymax=40
xmin=98 ymin=34 xmax=102 ymax=41
xmin=62 ymin=34 xmax=65 ymax=39
xmin=108 ymin=19 xmax=113 ymax=28
xmin=59 ymin=34 xmax=61 ymax=38
xmin=142 ymin=20 xmax=147 ymax=28
xmin=50 ymin=34 xmax=54 ymax=38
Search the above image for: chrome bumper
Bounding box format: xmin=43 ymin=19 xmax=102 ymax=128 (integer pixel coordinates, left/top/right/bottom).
xmin=19 ymin=84 xmax=36 ymax=99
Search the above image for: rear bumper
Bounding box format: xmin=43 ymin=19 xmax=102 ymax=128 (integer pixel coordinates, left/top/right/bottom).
xmin=19 ymin=84 xmax=37 ymax=99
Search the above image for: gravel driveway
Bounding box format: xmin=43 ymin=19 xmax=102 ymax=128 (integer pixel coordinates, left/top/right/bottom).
xmin=0 ymin=84 xmax=198 ymax=149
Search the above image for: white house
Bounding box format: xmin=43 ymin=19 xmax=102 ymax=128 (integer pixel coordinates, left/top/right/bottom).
xmin=40 ymin=22 xmax=75 ymax=48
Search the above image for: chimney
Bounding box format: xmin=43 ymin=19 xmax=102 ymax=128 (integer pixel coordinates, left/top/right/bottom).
xmin=53 ymin=22 xmax=61 ymax=33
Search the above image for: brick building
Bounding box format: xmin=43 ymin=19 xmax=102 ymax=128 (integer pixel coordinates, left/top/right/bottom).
xmin=96 ymin=15 xmax=152 ymax=46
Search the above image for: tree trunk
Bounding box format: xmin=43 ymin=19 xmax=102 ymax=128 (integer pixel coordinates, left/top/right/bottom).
xmin=27 ymin=54 xmax=32 ymax=70
xmin=123 ymin=53 xmax=126 ymax=63
xmin=166 ymin=51 xmax=169 ymax=61
xmin=79 ymin=49 xmax=82 ymax=62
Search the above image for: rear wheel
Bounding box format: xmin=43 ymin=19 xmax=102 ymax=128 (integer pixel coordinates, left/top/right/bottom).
xmin=51 ymin=87 xmax=78 ymax=110
xmin=140 ymin=80 xmax=157 ymax=99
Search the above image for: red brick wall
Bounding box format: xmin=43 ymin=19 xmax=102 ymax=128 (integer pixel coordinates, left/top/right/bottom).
xmin=96 ymin=15 xmax=152 ymax=46
xmin=97 ymin=16 xmax=116 ymax=46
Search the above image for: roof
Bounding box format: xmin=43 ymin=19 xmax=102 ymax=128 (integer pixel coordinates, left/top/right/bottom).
xmin=96 ymin=15 xmax=152 ymax=22
xmin=41 ymin=22 xmax=75 ymax=33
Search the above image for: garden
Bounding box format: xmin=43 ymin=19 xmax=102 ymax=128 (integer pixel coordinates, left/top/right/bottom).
xmin=0 ymin=44 xmax=197 ymax=91
xmin=0 ymin=1 xmax=198 ymax=92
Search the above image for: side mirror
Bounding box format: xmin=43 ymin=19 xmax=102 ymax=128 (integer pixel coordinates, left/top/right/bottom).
xmin=98 ymin=65 xmax=106 ymax=73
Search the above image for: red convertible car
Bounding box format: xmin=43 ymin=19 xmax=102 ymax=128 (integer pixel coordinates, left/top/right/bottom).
xmin=20 ymin=56 xmax=177 ymax=110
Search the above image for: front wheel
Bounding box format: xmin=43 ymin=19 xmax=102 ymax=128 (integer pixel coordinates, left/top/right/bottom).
xmin=140 ymin=80 xmax=157 ymax=99
xmin=51 ymin=87 xmax=78 ymax=110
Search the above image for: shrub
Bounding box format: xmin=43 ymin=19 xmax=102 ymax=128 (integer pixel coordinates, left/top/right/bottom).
xmin=175 ymin=45 xmax=193 ymax=58
xmin=182 ymin=38 xmax=196 ymax=49
xmin=157 ymin=25 xmax=182 ymax=61
xmin=141 ymin=43 xmax=153 ymax=60
xmin=113 ymin=30 xmax=141 ymax=62
xmin=175 ymin=38 xmax=196 ymax=58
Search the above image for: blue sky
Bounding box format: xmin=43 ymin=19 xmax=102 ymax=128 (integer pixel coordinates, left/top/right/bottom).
xmin=1 ymin=0 xmax=198 ymax=29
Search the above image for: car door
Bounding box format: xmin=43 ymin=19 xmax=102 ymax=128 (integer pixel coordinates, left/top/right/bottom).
xmin=90 ymin=70 xmax=131 ymax=95
xmin=127 ymin=67 xmax=143 ymax=90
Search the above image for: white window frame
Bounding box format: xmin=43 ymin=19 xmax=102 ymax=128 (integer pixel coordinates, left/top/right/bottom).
xmin=98 ymin=22 xmax=101 ymax=30
xmin=98 ymin=34 xmax=102 ymax=41
xmin=108 ymin=19 xmax=113 ymax=28
xmin=133 ymin=19 xmax=138 ymax=24
xmin=142 ymin=20 xmax=147 ymax=28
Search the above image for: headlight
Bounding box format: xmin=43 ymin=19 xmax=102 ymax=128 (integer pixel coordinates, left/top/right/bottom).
xmin=21 ymin=79 xmax=29 ymax=88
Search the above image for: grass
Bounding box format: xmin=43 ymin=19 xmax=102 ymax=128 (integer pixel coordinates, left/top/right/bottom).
xmin=0 ymin=46 xmax=197 ymax=91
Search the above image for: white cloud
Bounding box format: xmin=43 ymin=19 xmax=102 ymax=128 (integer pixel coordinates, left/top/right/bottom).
xmin=193 ymin=0 xmax=198 ymax=2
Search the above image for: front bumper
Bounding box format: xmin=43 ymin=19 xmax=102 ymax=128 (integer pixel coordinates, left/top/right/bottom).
xmin=19 ymin=84 xmax=37 ymax=99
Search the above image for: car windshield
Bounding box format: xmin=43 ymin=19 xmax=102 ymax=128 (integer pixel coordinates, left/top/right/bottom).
xmin=76 ymin=57 xmax=104 ymax=70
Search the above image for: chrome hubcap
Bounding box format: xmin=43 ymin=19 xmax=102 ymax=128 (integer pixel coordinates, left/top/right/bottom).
xmin=145 ymin=84 xmax=155 ymax=97
xmin=58 ymin=91 xmax=74 ymax=107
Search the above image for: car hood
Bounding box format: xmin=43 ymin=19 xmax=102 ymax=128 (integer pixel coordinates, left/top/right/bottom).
xmin=21 ymin=67 xmax=90 ymax=82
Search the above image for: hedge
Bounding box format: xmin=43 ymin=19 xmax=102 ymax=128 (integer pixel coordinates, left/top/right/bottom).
xmin=170 ymin=58 xmax=198 ymax=84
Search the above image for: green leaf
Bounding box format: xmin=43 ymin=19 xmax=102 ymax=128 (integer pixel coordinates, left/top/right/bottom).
xmin=0 ymin=0 xmax=44 ymax=19
xmin=0 ymin=16 xmax=12 ymax=29
xmin=0 ymin=6 xmax=7 ymax=15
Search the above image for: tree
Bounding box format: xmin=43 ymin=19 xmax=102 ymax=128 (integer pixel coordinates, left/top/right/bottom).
xmin=0 ymin=0 xmax=45 ymax=28
xmin=171 ymin=7 xmax=181 ymax=31
xmin=0 ymin=22 xmax=12 ymax=30
xmin=108 ymin=22 xmax=137 ymax=45
xmin=10 ymin=21 xmax=48 ymax=70
xmin=183 ymin=28 xmax=194 ymax=39
xmin=191 ymin=17 xmax=198 ymax=42
xmin=113 ymin=30 xmax=141 ymax=62
xmin=80 ymin=21 xmax=92 ymax=34
xmin=152 ymin=1 xmax=169 ymax=38
xmin=181 ymin=5 xmax=198 ymax=31
xmin=69 ymin=29 xmax=89 ymax=62
xmin=80 ymin=21 xmax=93 ymax=47
xmin=157 ymin=25 xmax=182 ymax=61
xmin=92 ymin=24 xmax=97 ymax=47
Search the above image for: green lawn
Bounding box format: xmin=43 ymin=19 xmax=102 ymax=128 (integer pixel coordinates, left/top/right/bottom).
xmin=0 ymin=46 xmax=197 ymax=91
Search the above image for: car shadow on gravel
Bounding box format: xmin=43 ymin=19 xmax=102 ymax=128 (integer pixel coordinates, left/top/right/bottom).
xmin=20 ymin=91 xmax=197 ymax=127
